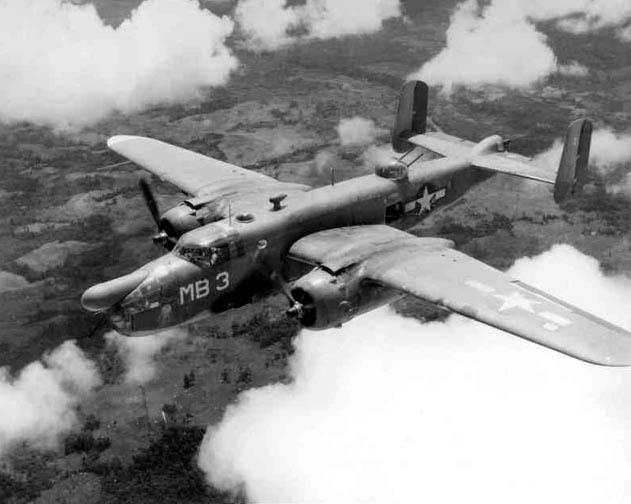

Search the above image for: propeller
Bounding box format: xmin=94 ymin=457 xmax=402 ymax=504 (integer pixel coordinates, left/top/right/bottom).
xmin=138 ymin=178 xmax=172 ymax=249
xmin=271 ymin=271 xmax=307 ymax=320
xmin=253 ymin=244 xmax=306 ymax=318
xmin=139 ymin=178 xmax=160 ymax=228
xmin=83 ymin=314 xmax=109 ymax=340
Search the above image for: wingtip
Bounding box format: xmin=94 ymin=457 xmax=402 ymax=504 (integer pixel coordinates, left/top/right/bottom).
xmin=106 ymin=135 xmax=135 ymax=149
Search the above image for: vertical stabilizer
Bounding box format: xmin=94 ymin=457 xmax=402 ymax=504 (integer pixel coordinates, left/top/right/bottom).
xmin=554 ymin=118 xmax=592 ymax=203
xmin=392 ymin=80 xmax=428 ymax=153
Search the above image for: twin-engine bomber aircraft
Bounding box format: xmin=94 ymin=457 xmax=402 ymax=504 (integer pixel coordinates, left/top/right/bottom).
xmin=82 ymin=81 xmax=631 ymax=366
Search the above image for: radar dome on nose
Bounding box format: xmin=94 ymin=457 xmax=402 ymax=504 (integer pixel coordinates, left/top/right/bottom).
xmin=375 ymin=159 xmax=408 ymax=180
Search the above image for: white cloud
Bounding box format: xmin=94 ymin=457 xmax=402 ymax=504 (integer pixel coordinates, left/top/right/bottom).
xmin=0 ymin=341 xmax=101 ymax=457
xmin=619 ymin=25 xmax=631 ymax=41
xmin=360 ymin=143 xmax=398 ymax=168
xmin=414 ymin=0 xmax=631 ymax=91
xmin=546 ymin=0 xmax=631 ymax=38
xmin=558 ymin=60 xmax=589 ymax=76
xmin=0 ymin=0 xmax=238 ymax=129
xmin=337 ymin=116 xmax=381 ymax=147
xmin=235 ymin=0 xmax=401 ymax=51
xmin=413 ymin=0 xmax=558 ymax=91
xmin=608 ymin=172 xmax=631 ymax=196
xmin=198 ymin=244 xmax=631 ymax=503
xmin=105 ymin=329 xmax=186 ymax=385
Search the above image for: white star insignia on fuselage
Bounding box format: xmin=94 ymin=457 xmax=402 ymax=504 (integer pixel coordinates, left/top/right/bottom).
xmin=417 ymin=186 xmax=434 ymax=212
xmin=493 ymin=291 xmax=541 ymax=313
xmin=406 ymin=186 xmax=447 ymax=215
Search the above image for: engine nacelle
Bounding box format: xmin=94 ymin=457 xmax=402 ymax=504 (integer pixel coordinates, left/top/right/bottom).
xmin=159 ymin=199 xmax=225 ymax=238
xmin=289 ymin=267 xmax=403 ymax=329
xmin=160 ymin=203 xmax=199 ymax=238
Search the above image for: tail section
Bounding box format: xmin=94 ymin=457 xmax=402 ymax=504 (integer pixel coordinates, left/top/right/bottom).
xmin=392 ymin=80 xmax=428 ymax=153
xmin=553 ymin=118 xmax=592 ymax=204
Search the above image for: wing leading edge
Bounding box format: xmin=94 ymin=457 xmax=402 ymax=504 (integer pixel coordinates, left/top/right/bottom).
xmin=291 ymin=225 xmax=631 ymax=366
xmin=107 ymin=135 xmax=301 ymax=196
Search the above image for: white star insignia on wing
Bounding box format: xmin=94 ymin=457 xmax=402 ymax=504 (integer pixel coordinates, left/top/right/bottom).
xmin=493 ymin=291 xmax=541 ymax=313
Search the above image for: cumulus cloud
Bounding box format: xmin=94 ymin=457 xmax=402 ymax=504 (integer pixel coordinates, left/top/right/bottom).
xmin=619 ymin=25 xmax=631 ymax=41
xmin=551 ymin=0 xmax=631 ymax=38
xmin=414 ymin=0 xmax=558 ymax=91
xmin=235 ymin=0 xmax=401 ymax=51
xmin=557 ymin=60 xmax=589 ymax=76
xmin=337 ymin=116 xmax=382 ymax=147
xmin=0 ymin=341 xmax=101 ymax=457
xmin=105 ymin=329 xmax=186 ymax=385
xmin=0 ymin=0 xmax=238 ymax=129
xmin=360 ymin=143 xmax=398 ymax=168
xmin=414 ymin=0 xmax=631 ymax=91
xmin=198 ymin=244 xmax=631 ymax=503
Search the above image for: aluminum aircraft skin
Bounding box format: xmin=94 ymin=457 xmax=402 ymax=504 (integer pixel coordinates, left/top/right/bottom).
xmin=82 ymin=80 xmax=631 ymax=366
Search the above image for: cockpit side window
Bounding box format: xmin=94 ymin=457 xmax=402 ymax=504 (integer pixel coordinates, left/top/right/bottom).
xmin=174 ymin=242 xmax=230 ymax=267
xmin=212 ymin=244 xmax=230 ymax=265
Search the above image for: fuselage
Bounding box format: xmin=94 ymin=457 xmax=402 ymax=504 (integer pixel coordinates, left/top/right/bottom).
xmin=84 ymin=157 xmax=492 ymax=335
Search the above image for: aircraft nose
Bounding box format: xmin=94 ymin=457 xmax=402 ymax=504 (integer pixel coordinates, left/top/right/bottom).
xmin=81 ymin=270 xmax=148 ymax=313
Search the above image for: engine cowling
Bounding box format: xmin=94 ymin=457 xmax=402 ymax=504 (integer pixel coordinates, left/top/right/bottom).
xmin=471 ymin=134 xmax=505 ymax=157
xmin=159 ymin=199 xmax=225 ymax=239
xmin=289 ymin=267 xmax=403 ymax=329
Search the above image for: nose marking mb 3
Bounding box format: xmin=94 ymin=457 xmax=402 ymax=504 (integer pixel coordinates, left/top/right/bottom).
xmin=179 ymin=272 xmax=230 ymax=304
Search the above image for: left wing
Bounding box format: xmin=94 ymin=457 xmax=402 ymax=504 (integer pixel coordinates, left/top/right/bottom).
xmin=289 ymin=225 xmax=631 ymax=366
xmin=107 ymin=135 xmax=308 ymax=196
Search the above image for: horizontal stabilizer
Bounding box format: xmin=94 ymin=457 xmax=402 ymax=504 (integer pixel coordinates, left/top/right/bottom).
xmin=408 ymin=132 xmax=556 ymax=184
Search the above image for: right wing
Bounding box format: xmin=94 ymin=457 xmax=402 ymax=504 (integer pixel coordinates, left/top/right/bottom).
xmin=107 ymin=135 xmax=308 ymax=196
xmin=289 ymin=225 xmax=631 ymax=366
xmin=364 ymin=243 xmax=631 ymax=366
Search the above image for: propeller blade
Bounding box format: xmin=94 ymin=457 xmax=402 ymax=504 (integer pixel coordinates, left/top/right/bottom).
xmin=139 ymin=178 xmax=161 ymax=230
xmin=83 ymin=314 xmax=108 ymax=340
xmin=269 ymin=270 xmax=293 ymax=303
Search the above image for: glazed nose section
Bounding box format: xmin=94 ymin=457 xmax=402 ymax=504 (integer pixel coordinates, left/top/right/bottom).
xmin=81 ymin=270 xmax=148 ymax=313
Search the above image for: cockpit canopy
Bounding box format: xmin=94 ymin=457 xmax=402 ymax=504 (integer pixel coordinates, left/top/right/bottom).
xmin=173 ymin=240 xmax=230 ymax=267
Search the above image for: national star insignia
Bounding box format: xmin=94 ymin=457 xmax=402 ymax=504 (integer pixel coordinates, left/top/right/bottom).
xmin=417 ymin=186 xmax=434 ymax=213
xmin=493 ymin=291 xmax=541 ymax=313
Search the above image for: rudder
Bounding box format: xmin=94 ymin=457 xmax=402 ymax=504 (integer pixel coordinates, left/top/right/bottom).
xmin=554 ymin=118 xmax=592 ymax=204
xmin=392 ymin=80 xmax=428 ymax=153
